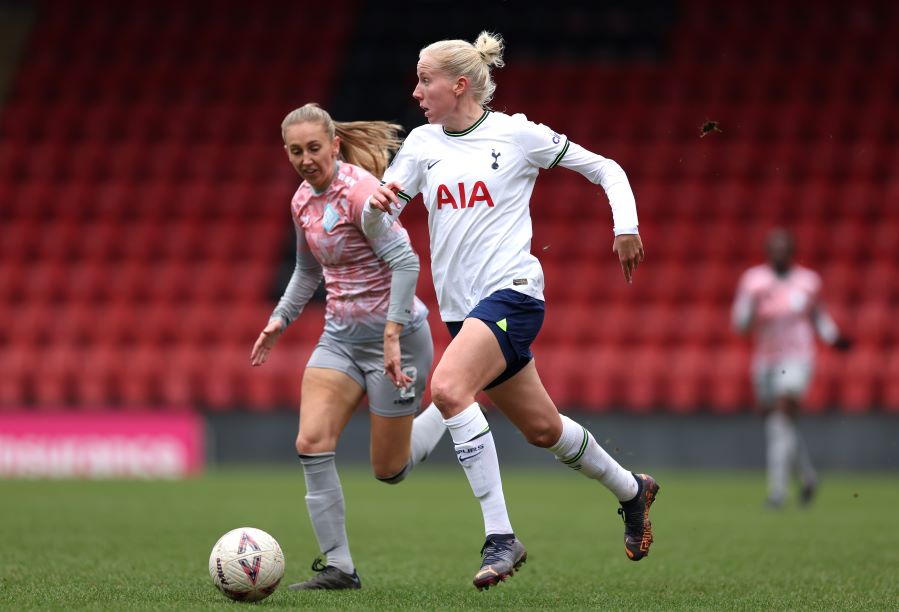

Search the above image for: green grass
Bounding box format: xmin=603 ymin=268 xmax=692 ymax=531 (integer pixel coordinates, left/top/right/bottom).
xmin=1 ymin=468 xmax=897 ymax=610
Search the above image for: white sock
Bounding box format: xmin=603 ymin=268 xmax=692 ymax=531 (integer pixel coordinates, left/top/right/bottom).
xmin=766 ymin=411 xmax=797 ymax=503
xmin=549 ymin=414 xmax=639 ymax=502
xmin=444 ymin=403 xmax=513 ymax=536
xmin=298 ymin=452 xmax=354 ymax=574
xmin=410 ymin=402 xmax=447 ymax=466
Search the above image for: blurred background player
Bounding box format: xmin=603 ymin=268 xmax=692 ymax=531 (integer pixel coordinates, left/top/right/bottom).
xmin=250 ymin=103 xmax=446 ymax=589
xmin=732 ymin=229 xmax=852 ymax=508
xmin=364 ymin=32 xmax=659 ymax=589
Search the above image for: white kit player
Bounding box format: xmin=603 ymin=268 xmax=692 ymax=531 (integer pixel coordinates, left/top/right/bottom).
xmin=250 ymin=103 xmax=447 ymax=590
xmin=363 ymin=32 xmax=659 ymax=589
xmin=733 ymin=229 xmax=851 ymax=508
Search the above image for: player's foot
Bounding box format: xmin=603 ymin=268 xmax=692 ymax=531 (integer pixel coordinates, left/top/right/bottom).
xmin=766 ymin=496 xmax=785 ymax=510
xmin=288 ymin=558 xmax=361 ymax=590
xmin=473 ymin=534 xmax=527 ymax=590
xmin=799 ymin=480 xmax=817 ymax=508
xmin=618 ymin=473 xmax=660 ymax=561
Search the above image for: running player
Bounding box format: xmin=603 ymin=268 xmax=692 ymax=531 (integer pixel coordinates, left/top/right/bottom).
xmin=732 ymin=228 xmax=851 ymax=508
xmin=250 ymin=103 xmax=446 ymax=590
xmin=362 ymin=33 xmax=659 ymax=589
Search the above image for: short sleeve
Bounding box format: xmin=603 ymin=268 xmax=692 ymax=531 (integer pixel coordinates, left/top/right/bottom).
xmin=510 ymin=113 xmax=570 ymax=170
xmin=382 ymin=129 xmax=424 ymax=204
xmin=735 ymin=269 xmax=755 ymax=298
xmin=806 ymin=270 xmax=823 ymax=304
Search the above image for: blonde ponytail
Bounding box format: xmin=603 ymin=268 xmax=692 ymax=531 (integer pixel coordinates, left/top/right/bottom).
xmin=334 ymin=121 xmax=403 ymax=179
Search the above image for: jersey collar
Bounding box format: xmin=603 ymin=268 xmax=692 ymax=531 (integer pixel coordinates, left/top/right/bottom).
xmin=443 ymin=110 xmax=490 ymax=137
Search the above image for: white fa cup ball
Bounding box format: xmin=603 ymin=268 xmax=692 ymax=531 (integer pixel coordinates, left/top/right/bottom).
xmin=208 ymin=527 xmax=285 ymax=602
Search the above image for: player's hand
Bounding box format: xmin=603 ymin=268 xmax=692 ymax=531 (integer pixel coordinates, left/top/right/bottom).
xmin=250 ymin=319 xmax=285 ymax=366
xmin=613 ymin=233 xmax=644 ymax=284
xmin=383 ymin=322 xmax=412 ymax=388
xmin=832 ymin=336 xmax=853 ymax=352
xmin=368 ymin=181 xmax=404 ymax=214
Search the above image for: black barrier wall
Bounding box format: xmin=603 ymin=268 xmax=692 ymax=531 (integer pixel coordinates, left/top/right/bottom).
xmin=208 ymin=412 xmax=899 ymax=470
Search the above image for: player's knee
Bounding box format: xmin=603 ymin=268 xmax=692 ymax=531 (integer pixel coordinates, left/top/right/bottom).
xmin=374 ymin=461 xmax=410 ymax=485
xmin=521 ymin=418 xmax=562 ymax=448
xmin=429 ymin=376 xmax=467 ymax=416
xmin=295 ymin=432 xmax=336 ymax=455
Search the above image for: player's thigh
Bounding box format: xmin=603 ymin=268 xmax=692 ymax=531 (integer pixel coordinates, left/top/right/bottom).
xmin=363 ymin=325 xmax=433 ymax=472
xmin=432 ymin=318 xmax=507 ymax=408
xmin=484 ymin=359 xmax=562 ymax=448
xmin=752 ymin=365 xmax=776 ymax=409
xmin=369 ymin=413 xmax=414 ymax=477
xmin=297 ymin=366 xmax=365 ymax=453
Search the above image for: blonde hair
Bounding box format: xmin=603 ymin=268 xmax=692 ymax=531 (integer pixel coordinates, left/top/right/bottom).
xmin=420 ymin=31 xmax=505 ymax=107
xmin=281 ymin=103 xmax=403 ymax=178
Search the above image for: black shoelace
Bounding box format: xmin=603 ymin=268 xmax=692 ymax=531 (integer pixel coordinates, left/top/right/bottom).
xmin=481 ymin=538 xmax=515 ymax=565
xmin=311 ymin=557 xmax=328 ymax=573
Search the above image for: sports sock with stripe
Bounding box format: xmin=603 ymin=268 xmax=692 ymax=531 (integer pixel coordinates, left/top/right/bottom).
xmin=298 ymin=452 xmax=355 ymax=574
xmin=444 ymin=402 xmax=514 ymax=536
xmin=548 ymin=414 xmax=639 ymax=502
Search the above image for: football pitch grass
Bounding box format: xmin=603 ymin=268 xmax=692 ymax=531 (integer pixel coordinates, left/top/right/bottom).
xmin=1 ymin=468 xmax=896 ymax=610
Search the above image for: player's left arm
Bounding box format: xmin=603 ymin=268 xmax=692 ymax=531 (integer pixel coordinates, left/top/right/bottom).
xmin=556 ymin=142 xmax=643 ymax=284
xmin=512 ymin=116 xmax=642 ymax=283
xmin=811 ymin=299 xmax=852 ymax=351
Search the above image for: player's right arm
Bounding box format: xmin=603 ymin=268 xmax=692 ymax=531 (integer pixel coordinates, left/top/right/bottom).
xmin=361 ymin=132 xmax=424 ymax=239
xmin=731 ymin=270 xmax=756 ymax=335
xmin=250 ymin=221 xmax=323 ymax=366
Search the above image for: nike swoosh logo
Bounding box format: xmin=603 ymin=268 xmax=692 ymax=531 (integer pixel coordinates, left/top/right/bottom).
xmin=427 ymin=160 xmax=441 ymax=170
xmin=458 ymin=451 xmax=482 ymax=463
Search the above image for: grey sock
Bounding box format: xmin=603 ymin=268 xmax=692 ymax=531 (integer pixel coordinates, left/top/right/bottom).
xmin=299 ymin=452 xmax=354 ymax=574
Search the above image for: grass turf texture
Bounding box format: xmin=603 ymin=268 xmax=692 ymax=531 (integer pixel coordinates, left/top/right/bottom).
xmin=1 ymin=468 xmax=896 ymax=610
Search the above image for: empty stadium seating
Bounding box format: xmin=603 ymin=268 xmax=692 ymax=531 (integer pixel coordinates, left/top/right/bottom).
xmin=0 ymin=0 xmax=895 ymax=412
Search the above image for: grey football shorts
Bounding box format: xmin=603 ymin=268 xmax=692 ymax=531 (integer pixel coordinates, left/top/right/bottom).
xmin=752 ymin=359 xmax=814 ymax=406
xmin=306 ymin=323 xmax=433 ymax=417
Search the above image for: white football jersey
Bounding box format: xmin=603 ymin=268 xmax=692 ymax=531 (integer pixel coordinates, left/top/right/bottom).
xmin=363 ymin=110 xmax=637 ymax=321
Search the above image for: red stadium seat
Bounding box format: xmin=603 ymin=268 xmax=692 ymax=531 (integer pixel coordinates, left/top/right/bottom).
xmin=708 ymin=345 xmax=752 ymax=412
xmin=882 ymin=352 xmax=899 ymax=413
xmin=835 ymin=347 xmax=881 ymax=413
xmin=666 ymin=345 xmax=711 ymax=413
xmin=4 ymin=0 xmax=896 ymax=416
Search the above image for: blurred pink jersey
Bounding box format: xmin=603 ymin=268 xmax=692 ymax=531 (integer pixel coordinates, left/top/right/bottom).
xmin=734 ymin=264 xmax=824 ymax=366
xmin=292 ymin=162 xmax=426 ymax=341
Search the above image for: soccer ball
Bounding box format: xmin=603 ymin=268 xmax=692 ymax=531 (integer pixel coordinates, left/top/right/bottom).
xmin=208 ymin=527 xmax=285 ymax=602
